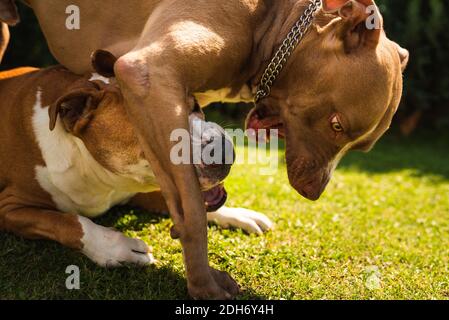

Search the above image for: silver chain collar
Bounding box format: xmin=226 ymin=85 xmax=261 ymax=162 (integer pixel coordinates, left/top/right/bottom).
xmin=254 ymin=0 xmax=322 ymax=103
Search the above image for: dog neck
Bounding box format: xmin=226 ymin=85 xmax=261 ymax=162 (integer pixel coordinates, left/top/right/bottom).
xmin=234 ymin=0 xmax=318 ymax=97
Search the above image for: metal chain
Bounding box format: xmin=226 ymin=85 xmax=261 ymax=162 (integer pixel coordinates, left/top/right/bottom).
xmin=255 ymin=0 xmax=322 ymax=103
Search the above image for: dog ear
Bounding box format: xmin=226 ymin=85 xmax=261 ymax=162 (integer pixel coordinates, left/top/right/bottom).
xmin=322 ymin=0 xmax=381 ymax=52
xmin=49 ymin=84 xmax=105 ymax=134
xmin=322 ymin=0 xmax=373 ymax=12
xmin=351 ymin=100 xmax=398 ymax=152
xmin=91 ymin=49 xmax=117 ymax=78
xmin=394 ymin=42 xmax=409 ymax=72
xmin=0 ymin=0 xmax=19 ymax=26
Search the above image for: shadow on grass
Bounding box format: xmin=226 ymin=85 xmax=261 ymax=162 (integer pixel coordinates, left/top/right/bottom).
xmin=0 ymin=233 xmax=186 ymax=299
xmin=338 ymin=131 xmax=449 ymax=181
xmin=0 ymin=207 xmax=267 ymax=300
xmin=95 ymin=205 xmax=167 ymax=231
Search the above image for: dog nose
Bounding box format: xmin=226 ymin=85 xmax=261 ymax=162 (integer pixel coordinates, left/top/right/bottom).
xmin=205 ymin=135 xmax=235 ymax=166
xmin=222 ymin=137 xmax=235 ymax=165
xmin=296 ymin=175 xmax=330 ymax=201
xmin=196 ymin=133 xmax=234 ymax=188
xmin=299 ymin=184 xmax=321 ymax=201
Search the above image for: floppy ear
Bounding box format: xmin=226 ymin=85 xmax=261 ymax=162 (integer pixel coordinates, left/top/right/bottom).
xmin=0 ymin=0 xmax=19 ymax=26
xmin=91 ymin=49 xmax=117 ymax=78
xmin=395 ymin=43 xmax=409 ymax=72
xmin=49 ymin=85 xmax=104 ymax=134
xmin=322 ymin=0 xmax=373 ymax=12
xmin=322 ymin=0 xmax=381 ymax=52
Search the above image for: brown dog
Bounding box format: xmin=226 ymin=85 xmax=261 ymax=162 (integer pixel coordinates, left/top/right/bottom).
xmin=2 ymin=0 xmax=408 ymax=299
xmin=0 ymin=63 xmax=273 ymax=267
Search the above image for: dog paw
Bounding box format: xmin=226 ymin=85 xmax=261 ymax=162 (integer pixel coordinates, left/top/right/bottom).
xmin=207 ymin=206 xmax=274 ymax=235
xmin=78 ymin=216 xmax=156 ymax=267
xmin=188 ymin=267 xmax=240 ymax=300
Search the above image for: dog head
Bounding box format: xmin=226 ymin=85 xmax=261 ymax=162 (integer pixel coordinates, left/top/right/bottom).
xmin=247 ymin=0 xmax=409 ymax=200
xmin=48 ymin=76 xmax=155 ymax=184
xmin=49 ymin=50 xmax=235 ymax=211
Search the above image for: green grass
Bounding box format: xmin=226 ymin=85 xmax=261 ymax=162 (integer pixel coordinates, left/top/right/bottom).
xmin=1 ymin=131 xmax=449 ymax=300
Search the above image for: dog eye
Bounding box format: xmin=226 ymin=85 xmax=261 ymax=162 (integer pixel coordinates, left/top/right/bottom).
xmin=331 ymin=115 xmax=344 ymax=132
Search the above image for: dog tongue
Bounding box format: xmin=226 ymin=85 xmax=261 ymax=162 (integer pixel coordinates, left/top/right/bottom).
xmin=203 ymin=184 xmax=227 ymax=212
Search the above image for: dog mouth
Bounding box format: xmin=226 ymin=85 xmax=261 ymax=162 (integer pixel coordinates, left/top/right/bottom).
xmin=203 ymin=184 xmax=227 ymax=212
xmin=245 ymin=106 xmax=285 ymax=142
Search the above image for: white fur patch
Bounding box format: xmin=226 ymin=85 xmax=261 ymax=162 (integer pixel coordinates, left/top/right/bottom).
xmin=32 ymin=89 xmax=158 ymax=218
xmin=78 ymin=215 xmax=155 ymax=267
xmin=89 ymin=73 xmax=111 ymax=84
xmin=207 ymin=206 xmax=274 ymax=235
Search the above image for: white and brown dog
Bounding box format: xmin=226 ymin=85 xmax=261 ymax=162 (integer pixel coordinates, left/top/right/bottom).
xmin=0 ymin=61 xmax=272 ymax=267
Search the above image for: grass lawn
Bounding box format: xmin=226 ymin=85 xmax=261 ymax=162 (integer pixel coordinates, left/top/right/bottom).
xmin=1 ymin=130 xmax=448 ymax=299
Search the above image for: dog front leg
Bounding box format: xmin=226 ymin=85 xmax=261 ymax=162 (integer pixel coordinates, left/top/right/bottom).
xmin=0 ymin=207 xmax=155 ymax=267
xmin=0 ymin=207 xmax=85 ymax=249
xmin=208 ymin=206 xmax=274 ymax=235
xmin=115 ymin=58 xmax=239 ymax=299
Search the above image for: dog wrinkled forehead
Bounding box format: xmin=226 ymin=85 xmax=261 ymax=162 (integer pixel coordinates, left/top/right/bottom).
xmin=48 ymin=77 xmax=120 ymax=134
xmin=283 ymin=0 xmax=408 ymax=98
xmin=322 ymin=0 xmax=375 ymax=12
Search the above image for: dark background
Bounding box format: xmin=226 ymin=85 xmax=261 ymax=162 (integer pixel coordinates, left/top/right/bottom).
xmin=2 ymin=0 xmax=448 ymax=132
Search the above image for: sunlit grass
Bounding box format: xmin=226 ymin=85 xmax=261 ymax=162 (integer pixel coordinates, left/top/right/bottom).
xmin=1 ymin=132 xmax=448 ymax=299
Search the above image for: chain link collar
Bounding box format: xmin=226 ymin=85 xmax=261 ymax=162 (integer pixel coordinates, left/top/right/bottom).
xmin=254 ymin=0 xmax=322 ymax=103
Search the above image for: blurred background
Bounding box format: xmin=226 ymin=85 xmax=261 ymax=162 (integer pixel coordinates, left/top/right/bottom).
xmin=2 ymin=0 xmax=449 ymax=134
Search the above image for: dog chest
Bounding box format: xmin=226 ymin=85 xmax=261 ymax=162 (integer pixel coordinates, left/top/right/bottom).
xmin=32 ymin=90 xmax=158 ymax=218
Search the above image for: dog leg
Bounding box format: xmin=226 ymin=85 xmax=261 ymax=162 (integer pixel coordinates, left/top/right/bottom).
xmin=0 ymin=207 xmax=155 ymax=267
xmin=129 ymin=192 xmax=170 ymax=216
xmin=115 ymin=58 xmax=239 ymax=299
xmin=208 ymin=206 xmax=274 ymax=235
xmin=77 ymin=216 xmax=155 ymax=267
xmin=0 ymin=207 xmax=84 ymax=249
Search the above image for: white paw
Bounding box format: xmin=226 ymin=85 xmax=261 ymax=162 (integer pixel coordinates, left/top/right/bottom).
xmin=207 ymin=206 xmax=274 ymax=235
xmin=78 ymin=216 xmax=156 ymax=267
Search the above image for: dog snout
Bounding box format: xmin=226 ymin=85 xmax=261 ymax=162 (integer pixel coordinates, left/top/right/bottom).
xmin=203 ymin=133 xmax=235 ymax=166
xmin=220 ymin=135 xmax=235 ymax=166
xmin=202 ymin=134 xmax=234 ymax=183
xmin=286 ymin=153 xmax=333 ymax=201
xmin=296 ymin=174 xmax=330 ymax=201
xmin=203 ymin=136 xmax=235 ymax=189
xmin=192 ymin=118 xmax=235 ymax=190
xmin=290 ymin=171 xmax=331 ymax=201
